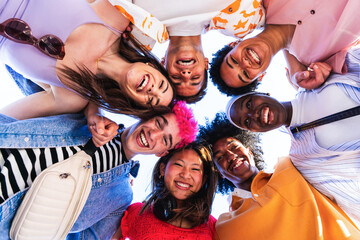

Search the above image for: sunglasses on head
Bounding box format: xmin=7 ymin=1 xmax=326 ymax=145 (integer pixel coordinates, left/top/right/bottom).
xmin=0 ymin=18 xmax=65 ymax=60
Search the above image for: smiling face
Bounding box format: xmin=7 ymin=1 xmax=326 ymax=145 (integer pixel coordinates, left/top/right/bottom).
xmin=213 ymin=137 xmax=257 ymax=185
xmin=120 ymin=62 xmax=174 ymax=107
xmin=165 ymin=46 xmax=209 ymax=97
xmin=220 ymin=38 xmax=272 ymax=88
xmin=123 ymin=113 xmax=181 ymax=157
xmin=160 ymin=149 xmax=204 ymax=203
xmin=228 ymin=93 xmax=288 ymax=132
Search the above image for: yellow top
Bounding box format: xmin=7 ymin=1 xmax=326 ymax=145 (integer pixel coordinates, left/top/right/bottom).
xmin=215 ymin=157 xmax=360 ymax=240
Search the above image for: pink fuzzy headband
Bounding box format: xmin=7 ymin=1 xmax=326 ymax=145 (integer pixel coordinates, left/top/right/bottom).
xmin=172 ymin=101 xmax=198 ymax=149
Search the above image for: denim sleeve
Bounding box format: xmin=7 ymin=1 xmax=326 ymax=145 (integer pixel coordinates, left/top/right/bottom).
xmin=5 ymin=65 xmax=43 ymax=96
xmin=0 ymin=113 xmax=91 ymax=148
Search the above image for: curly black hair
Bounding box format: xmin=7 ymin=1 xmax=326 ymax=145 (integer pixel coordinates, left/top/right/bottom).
xmin=176 ymin=69 xmax=208 ymax=104
xmin=209 ymin=44 xmax=259 ymax=96
xmin=198 ymin=112 xmax=264 ymax=194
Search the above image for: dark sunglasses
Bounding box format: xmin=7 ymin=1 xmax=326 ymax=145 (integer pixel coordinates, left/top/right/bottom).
xmin=0 ymin=18 xmax=65 ymax=60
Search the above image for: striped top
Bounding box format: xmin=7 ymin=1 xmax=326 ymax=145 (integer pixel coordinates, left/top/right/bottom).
xmin=288 ymin=48 xmax=360 ymax=227
xmin=0 ymin=136 xmax=127 ymax=204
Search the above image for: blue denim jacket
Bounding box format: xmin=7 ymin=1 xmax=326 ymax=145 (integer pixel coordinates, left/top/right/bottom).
xmin=0 ymin=113 xmax=92 ymax=148
xmin=0 ymin=113 xmax=139 ymax=240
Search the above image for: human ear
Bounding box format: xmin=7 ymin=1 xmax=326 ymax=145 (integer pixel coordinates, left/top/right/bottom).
xmin=156 ymin=151 xmax=169 ymax=157
xmin=160 ymin=163 xmax=166 ymax=176
xmin=228 ymin=40 xmax=241 ymax=48
xmin=204 ymin=58 xmax=209 ymax=70
xmin=161 ymin=57 xmax=166 ymax=67
xmin=247 ymin=147 xmax=254 ymax=157
xmin=257 ymin=72 xmax=266 ymax=82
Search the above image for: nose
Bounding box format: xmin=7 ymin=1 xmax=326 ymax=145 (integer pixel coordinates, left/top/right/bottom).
xmin=180 ymin=70 xmax=191 ymax=82
xmin=147 ymin=84 xmax=158 ymax=94
xmin=150 ymin=128 xmax=162 ymax=142
xmin=147 ymin=84 xmax=160 ymax=100
xmin=180 ymin=167 xmax=191 ymax=178
xmin=225 ymin=150 xmax=237 ymax=162
xmin=241 ymin=57 xmax=252 ymax=68
xmin=246 ymin=108 xmax=258 ymax=120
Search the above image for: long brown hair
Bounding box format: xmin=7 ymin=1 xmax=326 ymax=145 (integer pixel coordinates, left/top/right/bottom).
xmin=59 ymin=35 xmax=176 ymax=119
xmin=141 ymin=141 xmax=217 ymax=228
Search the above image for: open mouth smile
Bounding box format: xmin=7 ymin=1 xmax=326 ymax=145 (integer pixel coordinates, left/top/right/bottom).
xmin=137 ymin=130 xmax=149 ymax=147
xmin=260 ymin=106 xmax=274 ymax=125
xmin=247 ymin=48 xmax=261 ymax=65
xmin=229 ymin=157 xmax=247 ymax=171
xmin=136 ymin=74 xmax=150 ymax=92
xmin=176 ymin=58 xmax=196 ymax=66
xmin=175 ymin=181 xmax=191 ymax=189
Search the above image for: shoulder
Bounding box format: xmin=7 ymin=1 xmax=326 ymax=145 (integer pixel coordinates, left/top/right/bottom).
xmin=207 ymin=215 xmax=217 ymax=234
xmin=127 ymin=202 xmax=143 ymax=213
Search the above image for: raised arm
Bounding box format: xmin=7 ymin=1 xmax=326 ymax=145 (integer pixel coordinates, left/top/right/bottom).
xmin=0 ymin=85 xmax=88 ymax=120
xmin=84 ymin=102 xmax=119 ymax=147
xmin=283 ymin=50 xmax=332 ymax=90
xmin=88 ymin=0 xmax=130 ymax=33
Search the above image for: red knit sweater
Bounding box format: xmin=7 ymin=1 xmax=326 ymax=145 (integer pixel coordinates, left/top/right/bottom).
xmin=120 ymin=202 xmax=216 ymax=240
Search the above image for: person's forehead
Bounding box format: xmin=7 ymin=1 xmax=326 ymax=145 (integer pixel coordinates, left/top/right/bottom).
xmin=228 ymin=93 xmax=258 ymax=117
xmin=172 ymin=149 xmax=199 ymax=161
xmin=214 ymin=137 xmax=234 ymax=151
xmin=162 ymin=113 xmax=176 ymax=125
xmin=220 ymin=58 xmax=235 ymax=86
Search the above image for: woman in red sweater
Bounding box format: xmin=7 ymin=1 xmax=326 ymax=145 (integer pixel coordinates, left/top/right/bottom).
xmin=112 ymin=141 xmax=217 ymax=240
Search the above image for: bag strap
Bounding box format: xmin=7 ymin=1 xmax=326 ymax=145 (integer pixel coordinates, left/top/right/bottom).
xmin=83 ymin=139 xmax=98 ymax=156
xmin=290 ymin=106 xmax=360 ymax=134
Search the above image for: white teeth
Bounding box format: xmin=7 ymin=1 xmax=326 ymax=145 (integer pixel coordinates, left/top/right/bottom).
xmin=137 ymin=75 xmax=149 ymax=91
xmin=177 ymin=59 xmax=195 ymax=66
xmin=232 ymin=158 xmax=244 ymax=170
xmin=176 ymin=182 xmax=190 ymax=188
xmin=263 ymin=107 xmax=269 ymax=124
xmin=140 ymin=131 xmax=149 ymax=147
xmin=249 ymin=49 xmax=260 ymax=64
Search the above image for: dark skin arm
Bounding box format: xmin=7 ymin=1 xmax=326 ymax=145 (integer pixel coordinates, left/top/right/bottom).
xmin=283 ymin=50 xmax=331 ymax=90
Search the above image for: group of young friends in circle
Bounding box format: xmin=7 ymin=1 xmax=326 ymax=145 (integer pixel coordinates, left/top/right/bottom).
xmin=0 ymin=0 xmax=360 ymax=239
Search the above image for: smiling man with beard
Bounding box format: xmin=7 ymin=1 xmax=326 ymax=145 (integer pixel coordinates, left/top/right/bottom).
xmin=198 ymin=112 xmax=360 ymax=240
xmin=0 ymin=101 xmax=198 ymax=240
xmin=227 ymin=47 xmax=360 ymax=228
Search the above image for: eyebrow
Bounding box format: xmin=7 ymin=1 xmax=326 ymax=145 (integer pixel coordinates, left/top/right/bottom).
xmin=162 ymin=81 xmax=169 ymax=93
xmin=227 ymin=56 xmax=247 ymax=83
xmin=160 ymin=116 xmax=173 ymax=148
xmin=160 ymin=115 xmax=168 ymax=126
xmin=213 ymin=139 xmax=235 ymax=157
xmin=174 ymin=159 xmax=200 ymax=167
xmin=238 ymin=74 xmax=247 ymax=83
xmin=237 ymin=97 xmax=249 ymax=127
xmin=190 ymin=81 xmax=201 ymax=86
xmin=225 ymin=56 xmax=233 ymax=69
xmin=169 ymin=134 xmax=173 ymax=149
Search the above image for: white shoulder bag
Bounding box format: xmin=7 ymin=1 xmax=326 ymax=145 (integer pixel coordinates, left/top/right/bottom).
xmin=10 ymin=140 xmax=97 ymax=240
